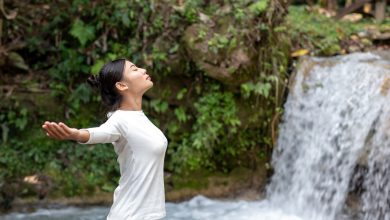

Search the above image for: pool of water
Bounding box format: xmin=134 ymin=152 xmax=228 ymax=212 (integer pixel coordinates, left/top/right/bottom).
xmin=1 ymin=196 xmax=305 ymax=220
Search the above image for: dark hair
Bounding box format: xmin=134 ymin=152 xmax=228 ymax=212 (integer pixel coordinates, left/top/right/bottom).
xmin=87 ymin=59 xmax=127 ymax=111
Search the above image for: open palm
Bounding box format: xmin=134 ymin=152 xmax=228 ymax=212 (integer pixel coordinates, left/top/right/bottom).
xmin=42 ymin=121 xmax=79 ymax=141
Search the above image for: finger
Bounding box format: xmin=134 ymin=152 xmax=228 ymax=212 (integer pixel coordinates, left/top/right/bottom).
xmin=47 ymin=123 xmax=63 ymax=139
xmin=42 ymin=123 xmax=51 ymax=133
xmin=42 ymin=125 xmax=50 ymax=134
xmin=42 ymin=123 xmax=61 ymax=140
xmin=43 ymin=122 xmax=54 ymax=132
xmin=51 ymin=123 xmax=68 ymax=139
xmin=45 ymin=131 xmax=54 ymax=138
xmin=42 ymin=121 xmax=50 ymax=128
xmin=45 ymin=128 xmax=59 ymax=140
xmin=53 ymin=123 xmax=69 ymax=139
xmin=58 ymin=122 xmax=73 ymax=135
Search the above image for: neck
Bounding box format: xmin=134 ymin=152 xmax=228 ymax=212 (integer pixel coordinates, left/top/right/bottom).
xmin=119 ymin=94 xmax=143 ymax=111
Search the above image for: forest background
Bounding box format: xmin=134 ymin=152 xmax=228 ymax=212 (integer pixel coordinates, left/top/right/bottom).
xmin=1 ymin=0 xmax=389 ymax=211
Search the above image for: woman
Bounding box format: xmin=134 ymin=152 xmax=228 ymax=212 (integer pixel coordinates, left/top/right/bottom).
xmin=42 ymin=59 xmax=168 ymax=220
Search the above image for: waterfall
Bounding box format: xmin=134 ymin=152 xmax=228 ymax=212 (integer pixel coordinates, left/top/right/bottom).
xmin=267 ymin=52 xmax=390 ymax=220
xmin=361 ymin=102 xmax=390 ymax=220
xmin=2 ymin=52 xmax=390 ymax=220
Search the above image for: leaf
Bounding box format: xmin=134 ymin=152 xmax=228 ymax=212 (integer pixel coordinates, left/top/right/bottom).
xmin=241 ymin=82 xmax=254 ymax=98
xmin=121 ymin=13 xmax=130 ymax=27
xmin=70 ymin=19 xmax=95 ymax=47
xmin=254 ymin=82 xmax=272 ymax=98
xmin=176 ymin=88 xmax=187 ymax=100
xmin=8 ymin=52 xmax=29 ymax=70
xmin=291 ymin=49 xmax=310 ymax=57
xmin=1 ymin=123 xmax=9 ymax=144
xmin=91 ymin=60 xmax=105 ymax=74
xmin=174 ymin=107 xmax=188 ymax=122
xmin=150 ymin=99 xmax=169 ymax=113
xmin=249 ymin=0 xmax=269 ymax=15
xmin=101 ymin=183 xmax=115 ymax=192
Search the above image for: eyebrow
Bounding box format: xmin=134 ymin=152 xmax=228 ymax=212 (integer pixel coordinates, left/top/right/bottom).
xmin=129 ymin=64 xmax=135 ymax=69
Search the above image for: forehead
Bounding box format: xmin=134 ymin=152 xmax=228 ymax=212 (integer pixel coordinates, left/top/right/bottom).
xmin=125 ymin=60 xmax=135 ymax=68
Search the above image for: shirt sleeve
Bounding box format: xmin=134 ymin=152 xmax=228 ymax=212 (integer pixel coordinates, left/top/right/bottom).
xmin=78 ymin=117 xmax=121 ymax=145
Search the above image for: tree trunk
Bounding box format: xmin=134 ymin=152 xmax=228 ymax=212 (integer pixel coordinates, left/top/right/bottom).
xmin=327 ymin=0 xmax=338 ymax=11
xmin=374 ymin=0 xmax=387 ymax=21
xmin=345 ymin=0 xmax=353 ymax=7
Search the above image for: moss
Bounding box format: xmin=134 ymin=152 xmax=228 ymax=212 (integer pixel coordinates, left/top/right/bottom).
xmin=286 ymin=5 xmax=389 ymax=56
xmin=170 ymin=171 xmax=211 ymax=190
xmin=165 ymin=164 xmax=268 ymax=201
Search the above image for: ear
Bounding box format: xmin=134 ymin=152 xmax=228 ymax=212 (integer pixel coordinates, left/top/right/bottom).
xmin=115 ymin=82 xmax=128 ymax=92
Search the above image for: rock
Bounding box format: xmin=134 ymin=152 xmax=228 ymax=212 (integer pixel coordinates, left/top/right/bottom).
xmin=341 ymin=13 xmax=363 ymax=22
xmin=357 ymin=31 xmax=368 ymax=38
xmin=165 ymin=163 xmax=268 ymax=202
xmin=361 ymin=38 xmax=372 ymax=46
xmin=372 ymin=32 xmax=390 ymax=41
xmin=182 ymin=21 xmax=256 ymax=85
xmin=23 ymin=174 xmax=52 ymax=200
xmin=348 ymin=45 xmax=361 ymax=53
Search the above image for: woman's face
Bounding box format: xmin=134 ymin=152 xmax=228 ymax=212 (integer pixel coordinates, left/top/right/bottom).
xmin=118 ymin=60 xmax=153 ymax=95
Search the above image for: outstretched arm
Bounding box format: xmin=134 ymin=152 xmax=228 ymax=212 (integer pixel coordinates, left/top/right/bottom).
xmin=42 ymin=121 xmax=90 ymax=143
xmin=42 ymin=119 xmax=121 ymax=144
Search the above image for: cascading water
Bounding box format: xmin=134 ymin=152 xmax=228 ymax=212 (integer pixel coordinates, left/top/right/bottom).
xmin=361 ymin=103 xmax=390 ymax=220
xmin=2 ymin=52 xmax=390 ymax=220
xmin=267 ymin=52 xmax=390 ymax=220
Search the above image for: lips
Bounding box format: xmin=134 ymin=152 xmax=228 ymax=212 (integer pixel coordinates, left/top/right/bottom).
xmin=146 ymin=75 xmax=151 ymax=80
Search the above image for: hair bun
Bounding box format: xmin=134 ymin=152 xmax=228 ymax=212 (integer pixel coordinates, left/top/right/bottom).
xmin=87 ymin=75 xmax=101 ymax=88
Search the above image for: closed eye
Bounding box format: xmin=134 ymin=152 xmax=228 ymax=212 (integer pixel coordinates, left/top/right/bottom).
xmin=129 ymin=64 xmax=138 ymax=71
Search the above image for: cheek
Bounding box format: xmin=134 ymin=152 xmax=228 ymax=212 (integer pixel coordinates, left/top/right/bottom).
xmin=135 ymin=72 xmax=146 ymax=82
xmin=124 ymin=72 xmax=141 ymax=84
xmin=128 ymin=72 xmax=146 ymax=89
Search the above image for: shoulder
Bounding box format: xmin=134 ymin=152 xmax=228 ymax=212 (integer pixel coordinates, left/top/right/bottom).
xmin=105 ymin=111 xmax=123 ymax=124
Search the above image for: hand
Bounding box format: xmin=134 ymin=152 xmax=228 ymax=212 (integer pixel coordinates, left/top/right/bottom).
xmin=42 ymin=121 xmax=80 ymax=141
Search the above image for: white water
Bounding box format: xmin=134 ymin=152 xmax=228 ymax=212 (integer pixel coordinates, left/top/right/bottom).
xmin=0 ymin=196 xmax=302 ymax=220
xmin=267 ymin=52 xmax=390 ymax=220
xmin=361 ymin=121 xmax=390 ymax=220
xmin=361 ymin=97 xmax=390 ymax=220
xmin=2 ymin=52 xmax=390 ymax=220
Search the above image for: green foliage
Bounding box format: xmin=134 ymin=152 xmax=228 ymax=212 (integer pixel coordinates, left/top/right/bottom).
xmin=249 ymin=0 xmax=269 ymax=15
xmin=7 ymin=108 xmax=29 ymax=131
xmin=0 ymin=0 xmax=290 ymax=203
xmin=150 ymin=99 xmax=169 ymax=114
xmin=286 ymin=6 xmax=389 ymax=56
xmin=91 ymin=60 xmax=105 ymax=75
xmin=241 ymin=82 xmax=272 ymax=98
xmin=241 ymin=74 xmax=279 ymax=99
xmin=2 ymin=0 xmax=388 ymax=204
xmin=70 ymin=19 xmax=96 ymax=47
xmin=174 ymin=107 xmax=188 ymax=123
xmin=0 ymin=104 xmax=30 ymax=145
xmin=207 ymin=34 xmax=231 ymax=54
xmin=169 ymin=85 xmax=245 ymax=172
xmin=182 ymin=0 xmax=202 ymax=23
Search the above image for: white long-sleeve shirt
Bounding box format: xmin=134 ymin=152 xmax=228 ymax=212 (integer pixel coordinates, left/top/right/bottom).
xmin=80 ymin=110 xmax=168 ymax=220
